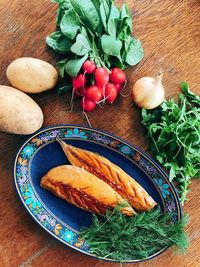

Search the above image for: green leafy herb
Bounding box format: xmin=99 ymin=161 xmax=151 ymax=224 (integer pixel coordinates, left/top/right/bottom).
xmin=70 ymin=34 xmax=91 ymax=56
xmin=124 ymin=37 xmax=144 ymax=66
xmin=142 ymin=82 xmax=200 ymax=204
xmin=120 ymin=4 xmax=132 ymax=35
xmin=100 ymin=1 xmax=109 ymax=31
xmin=65 ymin=53 xmax=88 ymax=77
xmin=46 ymin=31 xmax=72 ymax=54
xmin=56 ymin=59 xmax=68 ymax=78
xmin=181 ymin=81 xmax=200 ymax=105
xmin=80 ymin=207 xmax=189 ymax=262
xmin=46 ymin=0 xmax=144 ymax=77
xmin=101 ymin=34 xmax=122 ymax=57
xmin=107 ymin=3 xmax=120 ymax=36
xmin=60 ymin=8 xmax=80 ymax=40
xmin=70 ymin=0 xmax=100 ymax=32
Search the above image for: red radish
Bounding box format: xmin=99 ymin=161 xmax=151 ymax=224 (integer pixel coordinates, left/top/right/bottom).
xmin=72 ymin=74 xmax=87 ymax=89
xmin=105 ymin=83 xmax=118 ymax=103
xmin=110 ymin=67 xmax=126 ymax=84
xmin=114 ymin=83 xmax=123 ymax=93
xmin=81 ymin=97 xmax=96 ymax=112
xmin=94 ymin=67 xmax=109 ymax=87
xmin=82 ymin=60 xmax=96 ymax=74
xmin=74 ymin=87 xmax=86 ymax=97
xmin=85 ymin=85 xmax=103 ymax=103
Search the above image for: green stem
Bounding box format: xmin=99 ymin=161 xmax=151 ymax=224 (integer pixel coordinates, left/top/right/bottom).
xmin=90 ymin=36 xmax=109 ymax=69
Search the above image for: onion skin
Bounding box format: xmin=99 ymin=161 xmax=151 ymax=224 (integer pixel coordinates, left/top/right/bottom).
xmin=132 ymin=75 xmax=165 ymax=109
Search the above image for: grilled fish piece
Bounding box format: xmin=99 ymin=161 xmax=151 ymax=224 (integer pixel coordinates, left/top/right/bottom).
xmin=57 ymin=140 xmax=157 ymax=212
xmin=41 ymin=165 xmax=135 ymax=216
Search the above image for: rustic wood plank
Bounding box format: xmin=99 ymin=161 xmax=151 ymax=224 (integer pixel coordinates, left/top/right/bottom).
xmin=20 ymin=241 xmax=98 ymax=267
xmin=0 ymin=0 xmax=199 ymax=266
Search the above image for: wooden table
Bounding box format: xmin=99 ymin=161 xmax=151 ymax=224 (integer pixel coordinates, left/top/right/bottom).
xmin=0 ymin=0 xmax=199 ymax=266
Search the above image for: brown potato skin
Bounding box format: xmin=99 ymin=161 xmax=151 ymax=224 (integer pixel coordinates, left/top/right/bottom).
xmin=0 ymin=85 xmax=43 ymax=134
xmin=6 ymin=57 xmax=58 ymax=93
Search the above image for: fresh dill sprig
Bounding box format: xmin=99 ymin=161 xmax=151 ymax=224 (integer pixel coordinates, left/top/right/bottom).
xmin=80 ymin=207 xmax=189 ymax=262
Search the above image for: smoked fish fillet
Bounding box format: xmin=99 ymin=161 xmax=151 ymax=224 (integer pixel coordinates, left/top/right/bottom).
xmin=57 ymin=140 xmax=157 ymax=212
xmin=41 ymin=165 xmax=135 ymax=216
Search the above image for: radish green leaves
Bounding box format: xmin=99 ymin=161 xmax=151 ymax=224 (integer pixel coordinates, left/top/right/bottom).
xmin=46 ymin=0 xmax=144 ymax=77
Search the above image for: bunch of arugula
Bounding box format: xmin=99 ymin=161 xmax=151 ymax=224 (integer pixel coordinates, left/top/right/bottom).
xmin=142 ymin=82 xmax=200 ymax=204
xmin=80 ymin=207 xmax=189 ymax=262
xmin=46 ymin=0 xmax=144 ymax=79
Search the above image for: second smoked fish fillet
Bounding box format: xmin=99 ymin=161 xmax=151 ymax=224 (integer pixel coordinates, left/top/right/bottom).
xmin=57 ymin=140 xmax=157 ymax=212
xmin=41 ymin=165 xmax=135 ymax=216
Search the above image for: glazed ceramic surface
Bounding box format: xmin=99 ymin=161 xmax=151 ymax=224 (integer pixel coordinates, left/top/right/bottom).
xmin=14 ymin=125 xmax=181 ymax=262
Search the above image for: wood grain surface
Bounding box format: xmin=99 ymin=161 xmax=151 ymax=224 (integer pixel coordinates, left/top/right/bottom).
xmin=0 ymin=0 xmax=200 ymax=266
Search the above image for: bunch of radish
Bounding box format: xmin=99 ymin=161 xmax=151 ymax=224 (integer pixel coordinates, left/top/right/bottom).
xmin=72 ymin=60 xmax=126 ymax=112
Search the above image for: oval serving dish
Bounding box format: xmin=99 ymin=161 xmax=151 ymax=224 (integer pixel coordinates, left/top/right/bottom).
xmin=14 ymin=125 xmax=181 ymax=263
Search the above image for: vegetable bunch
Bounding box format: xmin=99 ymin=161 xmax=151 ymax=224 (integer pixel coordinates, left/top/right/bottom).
xmin=71 ymin=64 xmax=127 ymax=112
xmin=80 ymin=207 xmax=189 ymax=262
xmin=47 ymin=0 xmax=144 ymax=78
xmin=142 ymin=82 xmax=200 ymax=204
xmin=46 ymin=0 xmax=143 ymax=112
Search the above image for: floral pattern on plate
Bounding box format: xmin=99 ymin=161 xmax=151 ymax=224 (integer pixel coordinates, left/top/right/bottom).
xmin=14 ymin=126 xmax=181 ymax=261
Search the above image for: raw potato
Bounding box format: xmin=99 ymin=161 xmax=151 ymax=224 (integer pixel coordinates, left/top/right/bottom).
xmin=6 ymin=57 xmax=58 ymax=93
xmin=0 ymin=85 xmax=44 ymax=134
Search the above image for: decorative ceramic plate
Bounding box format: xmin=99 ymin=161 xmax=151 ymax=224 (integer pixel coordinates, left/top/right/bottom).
xmin=14 ymin=125 xmax=181 ymax=263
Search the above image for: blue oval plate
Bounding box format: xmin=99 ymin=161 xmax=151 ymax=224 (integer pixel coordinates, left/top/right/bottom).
xmin=14 ymin=125 xmax=181 ymax=263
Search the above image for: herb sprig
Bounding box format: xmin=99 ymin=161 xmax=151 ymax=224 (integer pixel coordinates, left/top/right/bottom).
xmin=80 ymin=207 xmax=189 ymax=262
xmin=142 ymin=82 xmax=200 ymax=204
xmin=46 ymin=0 xmax=144 ymax=78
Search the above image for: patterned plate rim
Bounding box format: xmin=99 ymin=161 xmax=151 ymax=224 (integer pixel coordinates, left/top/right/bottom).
xmin=13 ymin=124 xmax=182 ymax=263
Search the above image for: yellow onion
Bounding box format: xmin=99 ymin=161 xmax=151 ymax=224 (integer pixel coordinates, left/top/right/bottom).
xmin=132 ymin=73 xmax=165 ymax=109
